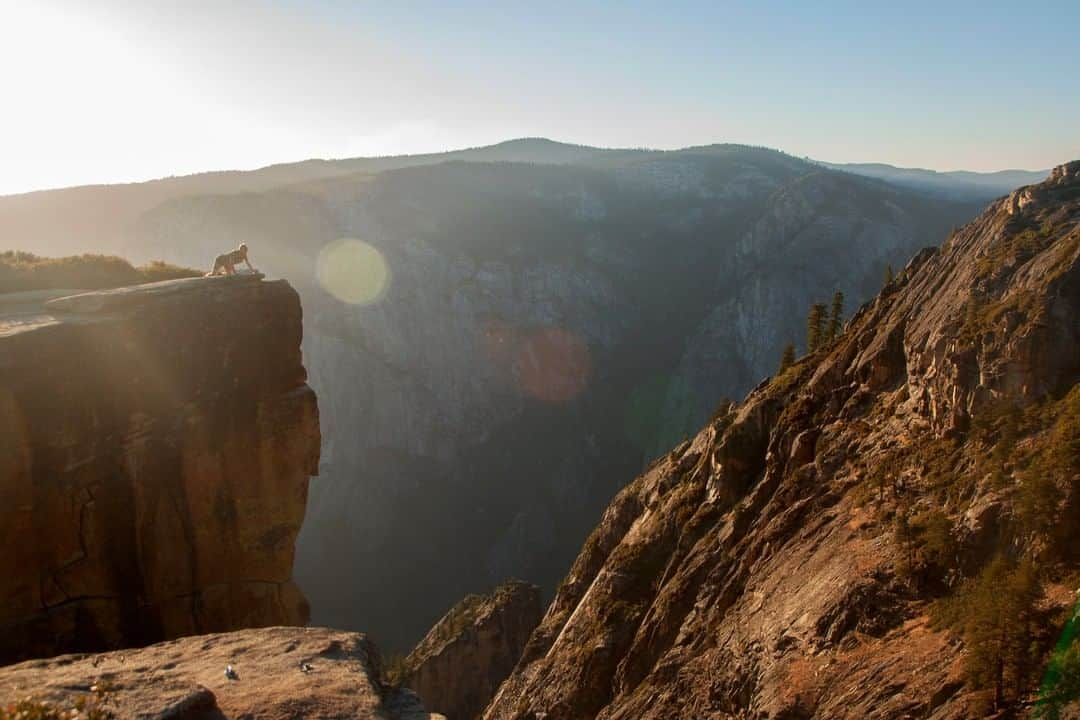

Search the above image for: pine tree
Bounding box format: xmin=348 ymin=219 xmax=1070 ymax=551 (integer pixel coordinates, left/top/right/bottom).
xmin=827 ymin=291 xmax=844 ymax=341
xmin=962 ymin=556 xmax=1043 ymax=710
xmin=778 ymin=343 xmax=796 ymax=373
xmin=916 ymin=509 xmax=956 ymax=572
xmin=883 ymin=264 xmax=895 ymax=287
xmin=806 ymin=303 xmax=827 ymax=353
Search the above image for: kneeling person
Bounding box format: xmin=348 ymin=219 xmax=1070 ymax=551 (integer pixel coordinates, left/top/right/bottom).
xmin=206 ymin=243 xmax=256 ymax=276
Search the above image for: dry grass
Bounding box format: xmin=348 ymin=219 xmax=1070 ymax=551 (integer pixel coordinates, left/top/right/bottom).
xmin=0 ymin=251 xmax=200 ymax=294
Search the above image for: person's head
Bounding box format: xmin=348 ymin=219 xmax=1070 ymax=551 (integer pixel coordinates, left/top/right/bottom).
xmin=238 ymin=243 xmax=248 ymax=257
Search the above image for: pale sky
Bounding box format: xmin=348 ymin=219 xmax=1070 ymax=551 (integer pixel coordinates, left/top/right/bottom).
xmin=1 ymin=0 xmax=1077 ymax=195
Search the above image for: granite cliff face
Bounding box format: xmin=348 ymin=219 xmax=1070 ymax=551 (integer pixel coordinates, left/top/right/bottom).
xmin=399 ymin=581 xmax=543 ymax=720
xmin=484 ymin=163 xmax=1080 ymax=719
xmin=0 ymin=274 xmax=320 ymax=664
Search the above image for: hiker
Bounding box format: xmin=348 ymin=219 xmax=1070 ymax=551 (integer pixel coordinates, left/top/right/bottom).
xmin=206 ymin=243 xmax=256 ymax=276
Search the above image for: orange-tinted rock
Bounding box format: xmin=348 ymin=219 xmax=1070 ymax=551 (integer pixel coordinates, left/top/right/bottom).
xmin=0 ymin=275 xmax=320 ymax=663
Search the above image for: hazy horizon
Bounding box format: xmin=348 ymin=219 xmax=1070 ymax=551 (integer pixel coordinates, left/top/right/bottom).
xmin=2 ymin=1 xmax=1077 ymax=196
xmin=0 ymin=135 xmax=1060 ymax=199
xmin=0 ymin=135 xmax=1058 ymax=200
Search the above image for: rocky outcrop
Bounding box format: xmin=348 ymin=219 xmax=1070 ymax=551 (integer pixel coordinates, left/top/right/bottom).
xmin=0 ymin=626 xmax=442 ymax=719
xmin=484 ymin=163 xmax=1080 ymax=719
xmin=0 ymin=274 xmax=320 ymax=664
xmin=398 ymin=581 xmax=542 ymax=720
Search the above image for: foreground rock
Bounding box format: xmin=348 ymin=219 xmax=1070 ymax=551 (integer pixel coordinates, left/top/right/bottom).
xmin=484 ymin=162 xmax=1080 ymax=718
xmin=0 ymin=626 xmax=442 ymax=719
xmin=399 ymin=581 xmax=542 ymax=720
xmin=0 ymin=274 xmax=320 ymax=664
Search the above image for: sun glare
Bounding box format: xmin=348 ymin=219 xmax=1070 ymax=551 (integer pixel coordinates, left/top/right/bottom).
xmin=316 ymin=239 xmax=391 ymax=306
xmin=0 ymin=2 xmax=207 ymax=194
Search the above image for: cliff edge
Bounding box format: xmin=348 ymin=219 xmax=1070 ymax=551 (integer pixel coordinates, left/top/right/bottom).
xmin=0 ymin=274 xmax=320 ymax=664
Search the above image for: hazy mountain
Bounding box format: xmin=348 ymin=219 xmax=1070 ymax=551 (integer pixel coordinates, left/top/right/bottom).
xmin=0 ymin=139 xmax=623 ymax=260
xmin=820 ymin=160 xmax=1048 ymax=200
xmin=2 ymin=139 xmax=1026 ymax=261
xmin=0 ymin=142 xmax=989 ymax=650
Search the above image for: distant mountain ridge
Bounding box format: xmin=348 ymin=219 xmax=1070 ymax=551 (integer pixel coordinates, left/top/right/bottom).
xmin=0 ymin=139 xmax=1032 ymax=260
xmin=1 ymin=138 xmax=1041 ymax=202
xmin=819 ymin=159 xmax=1048 ymax=200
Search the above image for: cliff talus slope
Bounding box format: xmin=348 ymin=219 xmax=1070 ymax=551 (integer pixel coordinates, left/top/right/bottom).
xmin=485 ymin=162 xmax=1080 ymax=719
xmin=0 ymin=275 xmax=320 ymax=664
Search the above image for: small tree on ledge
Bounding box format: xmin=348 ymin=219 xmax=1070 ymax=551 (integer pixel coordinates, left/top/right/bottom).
xmin=806 ymin=303 xmax=827 ymax=353
xmin=827 ymin=290 xmax=844 ymax=341
xmin=778 ymin=343 xmax=797 ymax=373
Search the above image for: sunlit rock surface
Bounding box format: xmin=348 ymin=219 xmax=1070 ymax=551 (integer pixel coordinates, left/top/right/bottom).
xmin=0 ymin=274 xmax=320 ymax=664
xmin=0 ymin=627 xmax=442 ymax=720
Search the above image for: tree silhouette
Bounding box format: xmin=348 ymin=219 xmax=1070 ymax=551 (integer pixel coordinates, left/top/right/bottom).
xmin=827 ymin=291 xmax=844 ymax=341
xmin=806 ymin=303 xmax=827 ymax=353
xmin=962 ymin=556 xmax=1043 ymax=710
xmin=778 ymin=343 xmax=796 ymax=373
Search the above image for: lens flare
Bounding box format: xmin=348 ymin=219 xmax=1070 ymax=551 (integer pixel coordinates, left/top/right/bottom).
xmin=316 ymin=239 xmax=391 ymax=305
xmin=517 ymin=327 xmax=591 ymax=404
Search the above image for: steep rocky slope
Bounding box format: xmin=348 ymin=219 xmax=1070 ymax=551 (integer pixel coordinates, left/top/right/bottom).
xmin=0 ymin=275 xmax=320 ymax=664
xmin=484 ymin=162 xmax=1080 ymax=719
xmin=398 ymin=581 xmax=542 ymax=720
xmin=1 ymin=143 xmax=984 ymax=651
xmin=0 ymin=627 xmax=441 ymax=719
